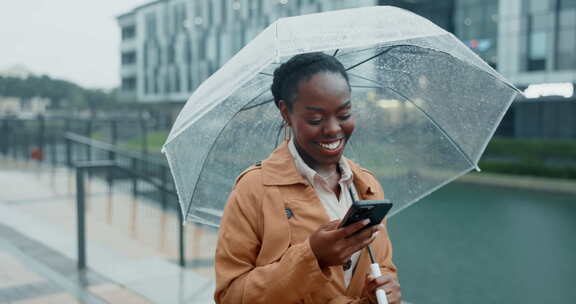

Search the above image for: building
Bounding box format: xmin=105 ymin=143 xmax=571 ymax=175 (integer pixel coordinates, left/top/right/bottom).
xmin=0 ymin=66 xmax=51 ymax=117
xmin=117 ymin=0 xmax=376 ymax=105
xmin=119 ymin=0 xmax=575 ymax=138
xmin=379 ymin=0 xmax=576 ymax=139
xmin=0 ymin=97 xmax=50 ymax=117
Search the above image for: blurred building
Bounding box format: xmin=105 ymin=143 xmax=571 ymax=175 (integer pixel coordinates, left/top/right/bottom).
xmin=117 ymin=0 xmax=376 ymax=106
xmin=118 ymin=0 xmax=575 ymax=138
xmin=0 ymin=97 xmax=50 ymax=117
xmin=379 ymin=0 xmax=576 ymax=139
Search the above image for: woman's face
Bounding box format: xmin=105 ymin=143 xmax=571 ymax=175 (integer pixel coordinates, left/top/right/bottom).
xmin=280 ymin=72 xmax=355 ymax=170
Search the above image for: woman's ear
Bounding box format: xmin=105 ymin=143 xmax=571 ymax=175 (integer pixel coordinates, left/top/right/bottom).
xmin=278 ymin=100 xmax=291 ymax=127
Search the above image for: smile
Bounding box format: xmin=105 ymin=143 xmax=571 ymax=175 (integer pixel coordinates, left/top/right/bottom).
xmin=318 ymin=139 xmax=343 ymax=151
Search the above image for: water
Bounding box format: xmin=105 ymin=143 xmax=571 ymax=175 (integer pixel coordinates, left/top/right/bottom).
xmin=388 ymin=183 xmax=576 ymax=304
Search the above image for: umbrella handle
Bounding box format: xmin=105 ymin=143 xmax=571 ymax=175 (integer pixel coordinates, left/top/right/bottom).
xmin=370 ymin=263 xmax=389 ymax=304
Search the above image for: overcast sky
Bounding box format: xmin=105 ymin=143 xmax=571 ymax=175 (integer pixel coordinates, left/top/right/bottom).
xmin=0 ymin=0 xmax=149 ymax=89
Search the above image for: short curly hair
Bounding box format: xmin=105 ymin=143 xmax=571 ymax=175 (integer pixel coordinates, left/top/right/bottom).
xmin=271 ymin=52 xmax=350 ymax=111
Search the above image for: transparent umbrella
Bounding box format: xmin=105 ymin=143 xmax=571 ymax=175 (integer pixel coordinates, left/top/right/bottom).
xmin=162 ymin=6 xmax=519 ymax=227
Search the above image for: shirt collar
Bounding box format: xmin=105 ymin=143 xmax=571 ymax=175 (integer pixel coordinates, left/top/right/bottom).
xmin=260 ymin=140 xmax=378 ymax=198
xmin=287 ymin=138 xmax=353 ymax=185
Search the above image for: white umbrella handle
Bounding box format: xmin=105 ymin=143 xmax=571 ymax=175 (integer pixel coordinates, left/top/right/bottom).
xmin=370 ymin=263 xmax=389 ymax=304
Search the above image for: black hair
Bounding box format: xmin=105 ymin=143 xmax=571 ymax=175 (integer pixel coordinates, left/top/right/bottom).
xmin=271 ymin=52 xmax=350 ymax=111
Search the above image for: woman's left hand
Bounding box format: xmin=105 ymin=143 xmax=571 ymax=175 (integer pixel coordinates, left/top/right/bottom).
xmin=363 ymin=273 xmax=401 ymax=304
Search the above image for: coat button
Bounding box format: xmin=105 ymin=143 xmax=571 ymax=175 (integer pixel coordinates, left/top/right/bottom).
xmin=343 ymin=259 xmax=352 ymax=271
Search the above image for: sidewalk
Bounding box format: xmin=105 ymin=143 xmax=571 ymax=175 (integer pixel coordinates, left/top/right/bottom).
xmin=0 ymin=157 xmax=217 ymax=304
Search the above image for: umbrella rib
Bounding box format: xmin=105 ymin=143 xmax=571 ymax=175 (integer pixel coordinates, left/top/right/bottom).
xmin=390 ymin=90 xmax=478 ymax=169
xmin=185 ymin=88 xmax=271 ymax=219
xmin=240 ymin=98 xmax=274 ymax=112
xmin=348 ymin=73 xmax=478 ymax=169
xmin=350 ymin=85 xmax=384 ymax=89
xmin=333 ymin=49 xmax=340 ymax=57
xmin=275 ymin=120 xmax=285 ymax=147
xmin=259 ymin=72 xmax=273 ymax=77
xmin=345 ymin=45 xmax=403 ymax=72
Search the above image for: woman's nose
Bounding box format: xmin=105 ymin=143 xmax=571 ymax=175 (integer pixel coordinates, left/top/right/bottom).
xmin=323 ymin=117 xmax=341 ymax=137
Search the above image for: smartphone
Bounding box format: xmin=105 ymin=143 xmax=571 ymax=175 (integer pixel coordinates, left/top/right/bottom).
xmin=338 ymin=199 xmax=393 ymax=228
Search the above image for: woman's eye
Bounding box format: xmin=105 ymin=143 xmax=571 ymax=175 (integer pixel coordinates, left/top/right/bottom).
xmin=308 ymin=119 xmax=322 ymax=125
xmin=338 ymin=114 xmax=351 ymax=120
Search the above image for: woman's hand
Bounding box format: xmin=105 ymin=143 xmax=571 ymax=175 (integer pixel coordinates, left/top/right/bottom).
xmin=309 ymin=219 xmax=382 ymax=268
xmin=364 ymin=273 xmax=401 ymax=304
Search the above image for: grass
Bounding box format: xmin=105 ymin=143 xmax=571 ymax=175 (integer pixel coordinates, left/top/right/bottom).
xmin=121 ymin=131 xmax=169 ymax=154
xmin=480 ymin=137 xmax=576 ymax=179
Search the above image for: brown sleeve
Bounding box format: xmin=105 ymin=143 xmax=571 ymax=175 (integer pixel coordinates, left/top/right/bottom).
xmin=214 ymin=186 xmax=335 ymax=304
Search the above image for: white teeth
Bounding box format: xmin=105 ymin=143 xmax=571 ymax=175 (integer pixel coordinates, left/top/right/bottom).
xmin=319 ymin=140 xmax=341 ymax=150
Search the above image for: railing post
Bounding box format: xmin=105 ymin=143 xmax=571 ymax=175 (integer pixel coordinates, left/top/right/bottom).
xmin=109 ymin=120 xmax=118 ymax=162
xmin=161 ymin=166 xmax=168 ymax=211
xmin=140 ymin=117 xmax=148 ymax=175
xmin=50 ymin=135 xmax=57 ymax=166
xmin=24 ymin=131 xmax=30 ymax=162
xmin=37 ymin=114 xmax=45 ymax=162
xmin=0 ymin=119 xmax=8 ymax=156
xmin=131 ymin=158 xmax=138 ymax=198
xmin=76 ymin=166 xmax=86 ymax=270
xmin=85 ymin=121 xmax=92 ymax=163
xmin=66 ymin=136 xmax=72 ymax=167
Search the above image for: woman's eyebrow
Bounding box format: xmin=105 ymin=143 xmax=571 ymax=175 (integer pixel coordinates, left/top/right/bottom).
xmin=304 ymin=101 xmax=351 ymax=112
xmin=304 ymin=106 xmax=325 ymax=112
xmin=338 ymin=101 xmax=352 ymax=110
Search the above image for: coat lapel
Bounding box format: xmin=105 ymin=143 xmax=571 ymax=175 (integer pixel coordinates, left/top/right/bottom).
xmin=260 ymin=141 xmax=384 ymax=296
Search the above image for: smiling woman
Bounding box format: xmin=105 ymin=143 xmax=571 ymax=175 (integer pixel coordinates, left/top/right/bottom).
xmin=214 ymin=53 xmax=401 ymax=304
xmin=277 ymin=57 xmax=355 ymax=184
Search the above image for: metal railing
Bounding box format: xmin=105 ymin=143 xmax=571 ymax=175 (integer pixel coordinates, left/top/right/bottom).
xmin=74 ymin=160 xmax=186 ymax=270
xmin=1 ymin=117 xmax=193 ymax=269
xmin=65 ymin=133 xmax=187 ymax=269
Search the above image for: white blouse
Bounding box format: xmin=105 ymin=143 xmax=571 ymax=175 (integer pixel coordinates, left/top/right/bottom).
xmin=288 ymin=139 xmax=360 ymax=287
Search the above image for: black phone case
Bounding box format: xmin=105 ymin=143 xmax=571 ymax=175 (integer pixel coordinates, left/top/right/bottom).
xmin=339 ymin=199 xmax=393 ymax=228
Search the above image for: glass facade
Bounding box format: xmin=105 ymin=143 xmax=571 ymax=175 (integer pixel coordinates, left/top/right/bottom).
xmin=524 ymin=0 xmax=553 ymax=71
xmin=118 ymin=0 xmax=377 ymax=102
xmin=121 ymin=51 xmax=136 ymax=65
xmin=379 ymin=0 xmax=455 ymax=32
xmin=455 ymin=0 xmax=498 ymax=68
xmin=379 ymin=0 xmax=499 ymax=68
xmin=121 ymin=25 xmax=136 ymax=41
xmin=556 ymin=0 xmax=576 ymax=70
xmin=522 ymin=0 xmax=576 ymax=72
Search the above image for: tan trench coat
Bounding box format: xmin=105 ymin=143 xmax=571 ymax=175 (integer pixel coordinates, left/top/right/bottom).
xmin=215 ymin=141 xmax=397 ymax=304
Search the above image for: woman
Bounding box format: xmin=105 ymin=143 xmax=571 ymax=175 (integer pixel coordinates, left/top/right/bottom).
xmin=215 ymin=53 xmax=401 ymax=304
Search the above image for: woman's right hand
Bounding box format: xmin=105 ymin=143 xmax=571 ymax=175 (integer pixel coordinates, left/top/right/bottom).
xmin=309 ymin=219 xmax=382 ymax=268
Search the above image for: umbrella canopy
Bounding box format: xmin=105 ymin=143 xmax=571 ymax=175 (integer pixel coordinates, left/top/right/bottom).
xmin=162 ymin=6 xmax=519 ymax=226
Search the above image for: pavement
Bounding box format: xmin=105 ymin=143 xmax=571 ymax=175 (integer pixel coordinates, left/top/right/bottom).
xmin=0 ymin=156 xmax=218 ymax=304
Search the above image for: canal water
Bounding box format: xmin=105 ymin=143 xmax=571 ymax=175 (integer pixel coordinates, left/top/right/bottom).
xmin=388 ymin=182 xmax=576 ymax=304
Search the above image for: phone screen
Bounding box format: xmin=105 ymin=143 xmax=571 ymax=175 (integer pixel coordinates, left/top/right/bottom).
xmin=339 ymin=199 xmax=392 ymax=228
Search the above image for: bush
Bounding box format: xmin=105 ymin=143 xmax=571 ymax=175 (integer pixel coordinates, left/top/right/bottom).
xmin=481 ymin=137 xmax=576 ymax=179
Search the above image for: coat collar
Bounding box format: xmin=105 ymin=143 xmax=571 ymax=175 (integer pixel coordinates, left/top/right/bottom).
xmin=261 ymin=140 xmax=377 ymax=197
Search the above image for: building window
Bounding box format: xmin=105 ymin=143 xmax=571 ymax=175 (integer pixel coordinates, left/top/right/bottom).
xmin=121 ymin=25 xmax=136 ymax=41
xmin=555 ymin=0 xmax=576 ymax=70
xmin=455 ymin=0 xmax=499 ymax=69
xmin=122 ymin=77 xmax=137 ymax=91
xmin=525 ymin=0 xmax=552 ymax=71
xmin=145 ymin=13 xmax=157 ymax=38
xmin=121 ymin=51 xmax=137 ymax=65
xmin=173 ymin=3 xmax=187 ymax=32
